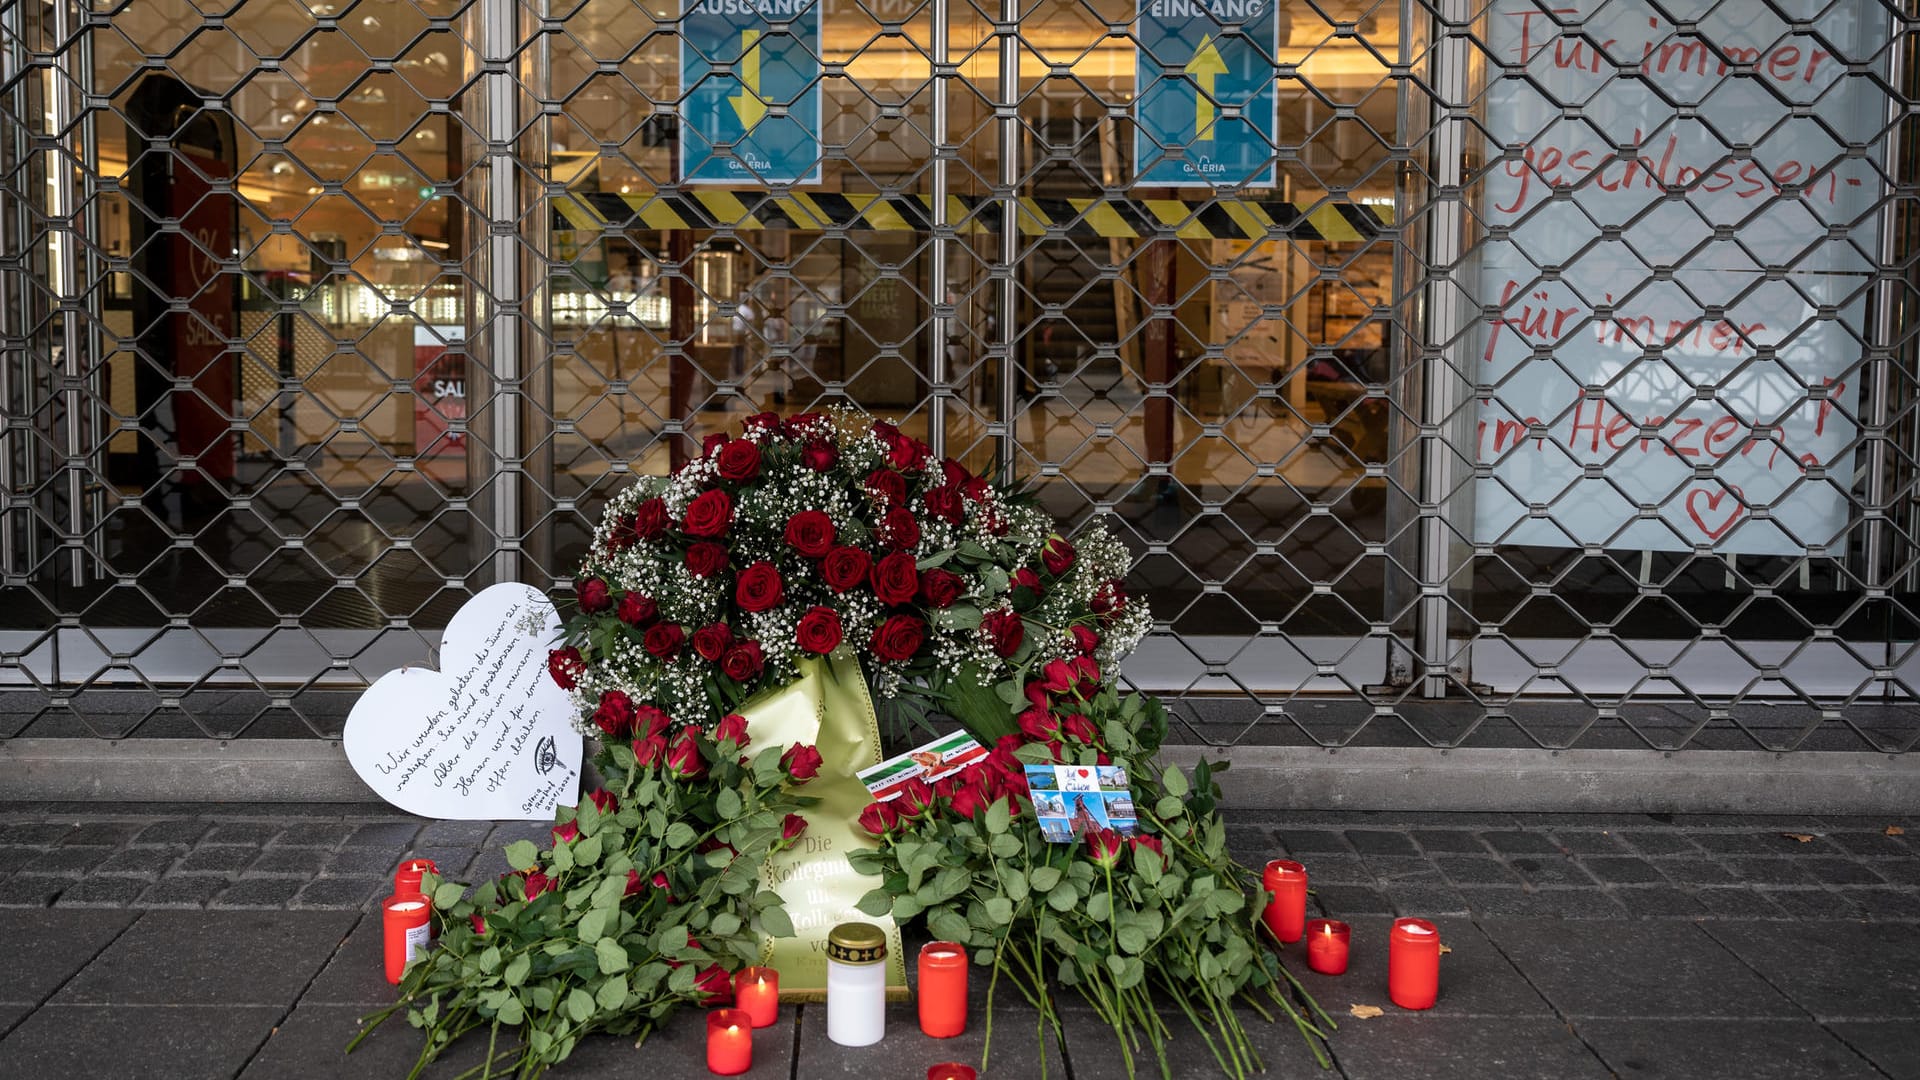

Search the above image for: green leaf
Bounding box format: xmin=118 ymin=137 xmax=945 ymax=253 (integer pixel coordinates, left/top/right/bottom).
xmin=497 ymin=996 xmax=525 ymax=1025
xmin=1047 ymin=885 xmax=1078 ymax=912
xmin=758 ymin=905 xmax=795 ymax=938
xmin=477 ymin=946 xmax=502 ymax=974
xmin=573 ymin=833 xmax=603 ymax=867
xmin=710 ymin=912 xmax=742 ymax=936
xmin=1116 ymin=926 xmax=1148 ymax=954
xmin=716 ymin=788 xmax=743 ymax=819
xmin=565 ymin=987 xmax=595 ymax=1023
xmin=550 ymin=841 xmax=575 ymax=872
xmin=1086 ymin=892 xmax=1112 ymax=922
xmin=892 ymin=894 xmax=925 ymax=920
xmin=1154 ymin=795 xmax=1185 ymax=820
xmin=504 ymin=954 xmax=531 ymax=987
xmin=578 ymin=907 xmax=609 ymax=944
xmin=983 ymin=798 xmax=1011 ymax=835
xmin=595 ymin=937 xmax=630 ymax=974
xmin=856 ymin=888 xmax=894 ymax=917
xmin=664 ymin=822 xmax=698 ymax=848
xmin=1029 ymin=866 xmax=1063 ymax=892
xmin=929 ymin=909 xmax=972 ymax=943
xmin=504 ymin=840 xmax=539 ymax=872
xmin=595 ymin=973 xmax=627 ymax=1011
xmin=985 ymin=896 xmax=1014 ymax=923
xmin=577 ymin=795 xmax=602 ymax=836
xmin=433 ymin=881 xmax=465 ymax=909
xmin=1162 ymin=765 xmax=1190 ymax=799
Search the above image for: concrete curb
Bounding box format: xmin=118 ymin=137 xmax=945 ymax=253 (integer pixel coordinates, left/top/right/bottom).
xmin=3 ymin=739 xmax=1916 ymax=814
xmin=1164 ymin=745 xmax=1920 ymax=815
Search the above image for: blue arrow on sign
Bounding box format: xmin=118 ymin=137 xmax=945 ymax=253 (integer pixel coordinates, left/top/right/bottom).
xmin=680 ymin=0 xmax=822 ymax=185
xmin=1134 ymin=0 xmax=1279 ymax=188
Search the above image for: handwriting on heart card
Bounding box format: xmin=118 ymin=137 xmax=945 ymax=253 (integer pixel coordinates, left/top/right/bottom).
xmin=344 ymin=582 xmax=582 ymax=820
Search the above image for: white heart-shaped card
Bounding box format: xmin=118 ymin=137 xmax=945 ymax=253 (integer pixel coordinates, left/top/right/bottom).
xmin=344 ymin=582 xmax=582 ymax=820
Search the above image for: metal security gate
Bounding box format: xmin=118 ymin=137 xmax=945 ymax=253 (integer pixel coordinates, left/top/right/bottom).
xmin=0 ymin=0 xmax=1916 ymax=756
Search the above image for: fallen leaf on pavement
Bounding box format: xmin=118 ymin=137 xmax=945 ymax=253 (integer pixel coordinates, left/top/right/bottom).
xmin=1888 ymin=825 xmax=1906 ymax=837
xmin=1348 ymin=1005 xmax=1384 ymax=1019
xmin=1781 ymin=833 xmax=1815 ymax=843
xmin=1439 ymin=944 xmax=1453 ymax=955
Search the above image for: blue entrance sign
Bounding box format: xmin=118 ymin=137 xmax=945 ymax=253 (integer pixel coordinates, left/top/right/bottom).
xmin=679 ymin=0 xmax=822 ymax=185
xmin=1133 ymin=0 xmax=1279 ymax=188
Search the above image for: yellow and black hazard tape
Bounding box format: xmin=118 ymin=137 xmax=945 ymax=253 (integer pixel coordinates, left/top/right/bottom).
xmin=551 ymin=189 xmax=1392 ymax=243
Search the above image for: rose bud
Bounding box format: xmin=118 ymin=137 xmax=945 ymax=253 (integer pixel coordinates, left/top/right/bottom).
xmin=801 ymin=439 xmax=839 ymax=471
xmin=1040 ymin=658 xmax=1077 ymax=695
xmin=714 ymin=712 xmax=751 ymax=749
xmin=896 ymin=778 xmax=936 ymax=819
xmin=551 ymin=820 xmax=579 ymax=844
xmin=617 ymin=592 xmax=660 ymax=627
xmin=547 ymin=646 xmax=584 ymax=690
xmin=624 ymin=868 xmax=644 ymax=897
xmin=695 ymin=963 xmax=733 ymax=1004
xmin=635 ymin=704 xmax=673 ymax=738
xmin=522 ymin=869 xmax=555 ymax=898
xmin=1061 ymin=713 xmax=1100 ymax=745
xmin=1018 ymin=707 xmax=1059 ymax=742
xmin=781 ymin=813 xmax=809 ymax=841
xmin=1130 ymin=833 xmax=1167 ymax=866
xmin=1041 ymin=534 xmax=1077 ymax=576
xmin=1071 ymin=655 xmax=1101 ymax=689
xmin=588 ymin=789 xmax=619 ymax=814
xmin=948 ymin=778 xmax=990 ymax=820
xmin=1085 ymin=827 xmax=1126 ymax=870
xmin=701 ymin=432 xmax=730 ymax=458
xmin=652 ymin=871 xmax=673 ymax=895
xmin=471 ymin=913 xmax=488 ymax=935
xmin=782 ymin=743 xmax=823 ymax=783
xmin=666 ymin=727 xmax=707 ymax=779
xmin=857 ymin=799 xmax=899 ymax=837
xmin=631 ymin=734 xmax=668 ymax=768
xmin=576 ymin=576 xmax=612 ymax=613
xmin=593 ymin=690 xmax=635 ymax=739
xmin=743 ymin=411 xmax=781 ymax=434
xmin=721 ymin=641 xmax=765 ymax=682
xmin=1092 ymin=579 xmax=1127 ymax=616
xmin=1025 ymin=681 xmax=1051 ymax=709
xmin=692 ymin=621 xmax=734 ymax=662
xmin=1071 ymin=624 xmax=1101 ymax=655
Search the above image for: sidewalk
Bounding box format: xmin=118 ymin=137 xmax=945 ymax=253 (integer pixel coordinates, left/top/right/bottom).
xmin=0 ymin=804 xmax=1914 ymax=1078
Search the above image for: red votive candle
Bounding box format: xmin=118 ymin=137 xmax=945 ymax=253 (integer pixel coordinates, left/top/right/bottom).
xmin=1388 ymin=918 xmax=1441 ymax=1009
xmin=918 ymin=941 xmax=968 ymax=1038
xmin=706 ymin=1008 xmax=752 ymax=1075
xmin=1305 ymin=919 xmax=1351 ymax=975
xmin=381 ymin=894 xmax=432 ymax=984
xmin=734 ymin=966 xmax=779 ymax=1028
xmin=394 ymin=858 xmax=438 ymax=898
xmin=929 ymin=1065 xmax=978 ymax=1080
xmin=1262 ymin=860 xmax=1308 ymax=943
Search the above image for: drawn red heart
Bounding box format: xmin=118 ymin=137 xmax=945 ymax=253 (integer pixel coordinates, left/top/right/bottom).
xmin=1078 ymin=769 xmax=1091 ymax=778
xmin=1684 ymin=484 xmax=1745 ymax=541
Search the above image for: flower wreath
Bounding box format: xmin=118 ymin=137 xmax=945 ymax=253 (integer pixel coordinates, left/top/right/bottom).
xmin=354 ymin=410 xmax=1329 ymax=1080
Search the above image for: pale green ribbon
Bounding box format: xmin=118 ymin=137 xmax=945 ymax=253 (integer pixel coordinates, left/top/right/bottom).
xmin=745 ymin=652 xmax=908 ymax=1000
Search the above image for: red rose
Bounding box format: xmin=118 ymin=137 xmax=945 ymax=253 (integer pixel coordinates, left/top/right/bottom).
xmin=981 ymin=608 xmax=1025 ymax=658
xmin=1086 ymin=827 xmax=1126 ymax=869
xmin=551 ymin=820 xmax=578 ymax=844
xmin=682 ymin=489 xmax=733 ymax=538
xmin=1130 ymin=833 xmax=1167 ymax=868
xmin=577 ymin=577 xmax=612 ymax=613
xmin=631 ymin=735 xmax=668 ymax=768
xmin=857 ymin=800 xmax=899 ymax=836
xmin=784 ymin=510 xmax=837 ymax=558
xmin=666 ymin=726 xmax=706 ymax=778
xmin=1092 ymin=579 xmax=1126 ymax=615
xmin=735 ymin=561 xmax=785 ymax=613
xmin=605 ymin=518 xmax=637 ymax=552
xmin=547 ymin=647 xmax=584 ymax=690
xmin=1040 ymin=658 xmax=1077 ymax=695
xmin=721 ymin=641 xmax=765 ymax=682
xmin=694 ymin=963 xmax=732 ymax=1004
xmin=896 ymin=778 xmax=935 ymax=818
xmin=685 ymin=541 xmax=728 ymax=578
xmin=1042 ymin=535 xmax=1077 ymax=576
xmin=920 ymin=568 xmax=963 ymax=609
xmin=644 ymin=623 xmax=686 ymax=659
xmin=801 ymin=440 xmax=839 ymax=471
xmin=1071 ymin=624 xmax=1100 ymax=655
xmin=948 ymin=776 xmax=990 ymax=820
xmin=924 ymin=484 xmax=963 ymax=524
xmin=795 ymin=606 xmax=843 ymax=655
xmin=701 ymin=433 xmax=730 ymax=458
xmin=781 ymin=813 xmax=809 ymax=841
xmin=941 ymin=459 xmax=972 ymax=487
xmin=870 ymin=614 xmax=926 ymax=661
xmin=961 ymin=476 xmax=991 ymax=502
xmin=633 ymin=497 xmax=669 ymax=539
xmin=692 ymin=622 xmax=734 ymax=662
xmin=864 ymin=469 xmax=906 ymax=506
xmin=743 ymin=411 xmax=781 ymax=435
xmin=522 ymin=870 xmax=556 ymax=898
xmin=634 ymin=705 xmax=673 ymax=738
xmin=471 ymin=913 xmax=488 ymax=935
xmin=714 ymin=712 xmax=750 ymax=748
xmin=879 ymin=507 xmax=920 ymax=551
xmin=870 ymin=552 xmax=920 ymax=606
xmin=886 ymin=433 xmax=928 ymax=472
xmin=1062 ymin=713 xmax=1100 ymax=745
xmin=821 ymin=546 xmax=871 ymax=592
xmin=715 ymin=439 xmax=762 ymax=482
xmin=589 ymin=789 xmax=618 ymax=814
xmin=623 ymin=868 xmax=644 ymax=897
xmin=782 ymin=743 xmax=823 ymax=782
xmin=1018 ymin=708 xmax=1058 ymax=742
xmin=593 ymin=690 xmax=635 ymax=738
xmin=617 ymin=592 xmax=659 ymax=627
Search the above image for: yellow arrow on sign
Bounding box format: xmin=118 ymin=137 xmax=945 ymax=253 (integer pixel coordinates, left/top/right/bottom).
xmin=729 ymin=29 xmax=767 ymax=131
xmin=1185 ymin=34 xmax=1228 ymax=141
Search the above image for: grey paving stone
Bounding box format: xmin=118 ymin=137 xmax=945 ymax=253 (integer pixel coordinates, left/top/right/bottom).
xmin=1702 ymin=920 xmax=1920 ymax=1020
xmin=1344 ymin=830 xmax=1419 ymax=856
xmin=1838 ymin=887 xmax=1920 ymax=920
xmin=1579 ymin=856 xmax=1668 ymax=884
xmin=1287 ymin=852 xmax=1372 ymax=885
xmin=1409 ymin=830 xmax=1488 ymax=855
xmin=300 ymin=913 xmax=395 ymax=1006
xmin=1479 ymin=830 xmax=1562 ymax=855
xmin=1693 ymin=887 xmax=1788 ymax=918
xmin=213 ymin=877 xmax=309 ymax=909
xmin=1433 ymin=856 xmax=1524 ymax=886
xmin=58 ymin=821 xmax=145 ymax=846
xmin=1546 ymin=830 xmax=1627 ymax=855
xmin=1825 ymin=831 xmax=1912 ymax=857
xmin=1275 ymin=828 xmax=1350 ymax=854
xmin=1827 ymin=1020 xmax=1920 ymax=1080
xmin=292 ymin=876 xmax=385 ymax=910
xmin=0 ymin=1003 xmax=280 ymax=1080
xmin=0 ymin=910 xmax=136 ymax=1003
xmin=1505 ymin=855 xmax=1596 ymax=887
xmin=248 ymin=847 xmax=331 ymax=876
xmin=0 ymin=847 xmax=37 ymax=874
xmin=1360 ymin=856 xmax=1445 ymax=884
xmin=484 ymin=823 xmax=550 ymax=849
xmin=176 ymin=844 xmax=261 ymax=874
xmin=0 ymin=876 xmax=66 ymax=907
xmin=1288 ymin=916 xmax=1551 ymax=1019
xmin=1382 ymin=884 xmax=1472 ymax=917
xmin=129 ymin=819 xmax=211 ymax=846
xmin=323 ymin=847 xmax=411 ymax=878
xmin=55 ymin=910 xmax=355 ymax=1006
xmin=1719 ymin=857 xmax=1817 ymax=886
xmin=1454 ymin=887 xmax=1627 ymax=920
xmin=1692 ymin=831 xmax=1837 ymax=856
xmin=53 ymin=877 xmax=149 ymax=908
xmin=21 ymin=846 xmax=111 ymax=876
xmin=93 ymin=846 xmax=184 ymax=878
xmin=1226 ymin=824 xmax=1275 ymax=862
xmin=1062 ymin=999 xmax=1322 ymax=1078
xmin=137 ymin=876 xmax=229 ymax=908
xmin=239 ymin=1003 xmax=494 ymax=1080
xmin=1866 ymin=858 xmax=1920 ymax=885
xmin=204 ymin=822 xmax=287 ymax=846
xmin=267 ymin=822 xmax=358 ymax=849
xmin=0 ymin=823 xmax=72 ymax=846
xmin=344 ymin=822 xmax=422 ymax=848
xmin=1764 ymin=889 xmax=1863 ymax=921
xmin=413 ymin=820 xmax=495 ymax=847
xmin=1610 ymin=886 xmax=1708 ymax=919
xmin=1308 ymin=885 xmax=1394 ymax=917
xmin=1649 ymin=857 xmax=1740 ymax=885
xmin=1796 ymin=857 xmax=1888 ymax=886
xmin=1618 ymin=831 xmax=1701 ymax=856
xmin=789 ymin=1000 xmax=1021 ymax=1080
xmin=0 ymin=1004 xmax=26 ymax=1040
xmin=1322 ymin=1016 xmax=1611 ymax=1080
xmin=1579 ymin=1018 xmax=1883 ymax=1079
xmin=1480 ymin=919 xmax=1798 ymax=1018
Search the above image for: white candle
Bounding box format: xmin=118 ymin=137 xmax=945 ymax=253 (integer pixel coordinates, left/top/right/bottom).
xmin=826 ymin=922 xmax=887 ymax=1047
